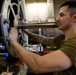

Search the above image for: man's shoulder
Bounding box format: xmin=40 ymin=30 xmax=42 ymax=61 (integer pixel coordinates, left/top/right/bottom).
xmin=54 ymin=34 xmax=65 ymax=40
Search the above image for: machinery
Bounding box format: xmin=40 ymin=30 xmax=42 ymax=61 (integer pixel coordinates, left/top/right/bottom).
xmin=0 ymin=0 xmax=28 ymax=74
xmin=0 ymin=0 xmax=58 ymax=74
xmin=0 ymin=0 xmax=44 ymax=74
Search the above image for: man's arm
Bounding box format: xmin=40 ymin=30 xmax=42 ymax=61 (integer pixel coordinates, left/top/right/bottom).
xmin=9 ymin=28 xmax=73 ymax=74
xmin=23 ymin=30 xmax=55 ymax=46
xmin=11 ymin=41 xmax=73 ymax=74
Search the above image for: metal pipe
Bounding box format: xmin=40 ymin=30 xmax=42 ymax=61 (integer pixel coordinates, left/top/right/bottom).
xmin=17 ymin=22 xmax=58 ymax=29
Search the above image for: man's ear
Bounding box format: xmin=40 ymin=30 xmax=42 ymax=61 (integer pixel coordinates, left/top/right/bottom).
xmin=72 ymin=14 xmax=76 ymax=22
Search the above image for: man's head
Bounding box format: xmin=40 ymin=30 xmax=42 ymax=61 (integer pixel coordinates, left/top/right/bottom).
xmin=56 ymin=1 xmax=76 ymax=31
xmin=60 ymin=0 xmax=76 ymax=16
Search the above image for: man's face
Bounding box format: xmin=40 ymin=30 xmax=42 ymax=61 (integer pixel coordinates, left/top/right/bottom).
xmin=56 ymin=6 xmax=73 ymax=31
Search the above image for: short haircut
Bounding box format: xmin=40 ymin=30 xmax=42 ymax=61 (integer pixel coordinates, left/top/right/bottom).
xmin=60 ymin=0 xmax=76 ymax=16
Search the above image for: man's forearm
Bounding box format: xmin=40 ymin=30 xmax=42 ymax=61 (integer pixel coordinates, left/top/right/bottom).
xmin=11 ymin=41 xmax=42 ymax=73
xmin=24 ymin=30 xmax=54 ymax=45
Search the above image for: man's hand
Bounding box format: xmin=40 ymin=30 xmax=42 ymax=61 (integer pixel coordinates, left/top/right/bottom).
xmin=9 ymin=27 xmax=18 ymax=42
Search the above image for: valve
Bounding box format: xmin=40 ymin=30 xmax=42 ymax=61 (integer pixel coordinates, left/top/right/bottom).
xmin=0 ymin=53 xmax=9 ymax=57
xmin=0 ymin=44 xmax=5 ymax=51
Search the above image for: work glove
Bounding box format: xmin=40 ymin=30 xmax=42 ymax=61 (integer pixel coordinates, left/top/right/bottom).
xmin=9 ymin=27 xmax=18 ymax=42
